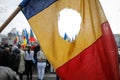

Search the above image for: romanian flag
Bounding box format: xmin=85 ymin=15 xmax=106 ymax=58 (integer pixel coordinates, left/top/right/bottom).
xmin=14 ymin=31 xmax=20 ymax=45
xmin=22 ymin=36 xmax=27 ymax=49
xmin=22 ymin=29 xmax=29 ymax=44
xmin=16 ymin=31 xmax=21 ymax=43
xmin=22 ymin=29 xmax=27 ymax=47
xmin=23 ymin=36 xmax=27 ymax=45
xmin=29 ymin=29 xmax=36 ymax=42
xmin=24 ymin=29 xmax=29 ymax=44
xmin=19 ymin=0 xmax=119 ymax=80
xmin=13 ymin=34 xmax=18 ymax=45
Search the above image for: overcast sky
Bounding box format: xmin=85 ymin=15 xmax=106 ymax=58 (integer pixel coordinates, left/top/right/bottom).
xmin=0 ymin=0 xmax=30 ymax=34
xmin=0 ymin=0 xmax=120 ymax=37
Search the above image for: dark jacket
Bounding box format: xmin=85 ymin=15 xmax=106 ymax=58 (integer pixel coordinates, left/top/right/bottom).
xmin=0 ymin=66 xmax=19 ymax=80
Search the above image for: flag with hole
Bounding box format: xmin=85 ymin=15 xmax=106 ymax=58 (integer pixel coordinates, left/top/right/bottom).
xmin=19 ymin=0 xmax=119 ymax=80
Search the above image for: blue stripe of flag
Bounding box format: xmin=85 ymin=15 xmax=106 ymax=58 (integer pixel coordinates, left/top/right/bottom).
xmin=19 ymin=0 xmax=56 ymax=19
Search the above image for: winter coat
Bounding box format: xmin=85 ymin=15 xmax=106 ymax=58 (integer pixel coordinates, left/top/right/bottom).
xmin=0 ymin=66 xmax=19 ymax=80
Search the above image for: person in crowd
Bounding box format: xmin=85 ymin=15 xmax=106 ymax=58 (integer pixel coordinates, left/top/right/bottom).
xmin=18 ymin=44 xmax=25 ymax=80
xmin=12 ymin=44 xmax=18 ymax=51
xmin=0 ymin=46 xmax=3 ymax=66
xmin=25 ymin=46 xmax=34 ymax=80
xmin=0 ymin=66 xmax=20 ymax=80
xmin=34 ymin=44 xmax=40 ymax=68
xmin=0 ymin=45 xmax=3 ymax=52
xmin=1 ymin=47 xmax=13 ymax=68
xmin=11 ymin=45 xmax=21 ymax=74
xmin=37 ymin=47 xmax=46 ymax=80
xmin=56 ymin=74 xmax=60 ymax=80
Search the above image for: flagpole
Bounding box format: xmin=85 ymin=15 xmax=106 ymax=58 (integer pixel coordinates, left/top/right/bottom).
xmin=0 ymin=6 xmax=22 ymax=33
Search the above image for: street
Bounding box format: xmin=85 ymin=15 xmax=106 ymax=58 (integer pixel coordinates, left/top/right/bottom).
xmin=23 ymin=68 xmax=56 ymax=80
xmin=23 ymin=73 xmax=56 ymax=80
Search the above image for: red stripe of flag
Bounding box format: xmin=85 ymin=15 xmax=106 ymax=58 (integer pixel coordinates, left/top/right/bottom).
xmin=56 ymin=22 xmax=119 ymax=80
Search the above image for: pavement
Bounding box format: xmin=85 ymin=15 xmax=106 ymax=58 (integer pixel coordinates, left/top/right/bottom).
xmin=23 ymin=68 xmax=56 ymax=80
xmin=23 ymin=73 xmax=56 ymax=80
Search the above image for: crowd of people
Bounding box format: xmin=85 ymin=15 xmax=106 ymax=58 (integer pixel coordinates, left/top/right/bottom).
xmin=0 ymin=43 xmax=47 ymax=80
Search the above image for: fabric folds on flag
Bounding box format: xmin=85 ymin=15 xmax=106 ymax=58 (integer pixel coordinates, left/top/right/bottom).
xmin=19 ymin=0 xmax=119 ymax=80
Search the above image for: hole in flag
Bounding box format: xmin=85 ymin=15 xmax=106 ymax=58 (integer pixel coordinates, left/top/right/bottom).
xmin=58 ymin=8 xmax=81 ymax=42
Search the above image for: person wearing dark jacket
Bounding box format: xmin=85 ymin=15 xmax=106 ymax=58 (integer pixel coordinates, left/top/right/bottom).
xmin=11 ymin=48 xmax=21 ymax=73
xmin=1 ymin=47 xmax=13 ymax=68
xmin=25 ymin=46 xmax=34 ymax=80
xmin=0 ymin=66 xmax=19 ymax=80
